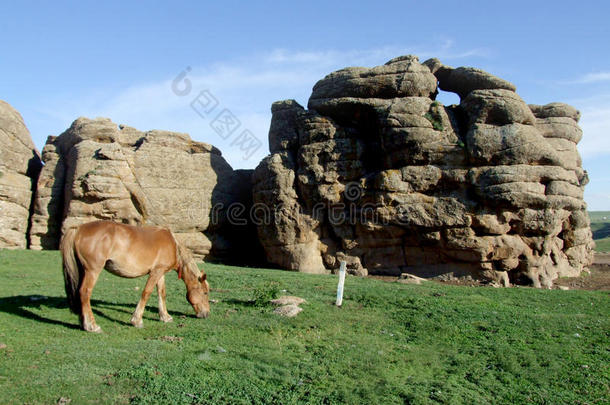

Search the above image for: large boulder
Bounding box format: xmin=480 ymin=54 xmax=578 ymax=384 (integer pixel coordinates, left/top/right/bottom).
xmin=0 ymin=101 xmax=42 ymax=248
xmin=253 ymin=55 xmax=594 ymax=287
xmin=30 ymin=117 xmax=258 ymax=261
xmin=310 ymin=55 xmax=437 ymax=101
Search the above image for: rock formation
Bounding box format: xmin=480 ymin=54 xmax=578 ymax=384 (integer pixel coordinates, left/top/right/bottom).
xmin=0 ymin=101 xmax=42 ymax=248
xmin=30 ymin=117 xmax=256 ymax=260
xmin=252 ymin=55 xmax=594 ymax=287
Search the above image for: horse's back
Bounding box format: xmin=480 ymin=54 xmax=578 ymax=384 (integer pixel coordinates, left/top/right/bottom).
xmin=74 ymin=221 xmax=177 ymax=277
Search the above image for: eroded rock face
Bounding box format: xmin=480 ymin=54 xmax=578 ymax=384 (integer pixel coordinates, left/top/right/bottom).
xmin=252 ymin=55 xmax=594 ymax=287
xmin=0 ymin=101 xmax=42 ymax=248
xmin=30 ymin=117 xmax=253 ymax=259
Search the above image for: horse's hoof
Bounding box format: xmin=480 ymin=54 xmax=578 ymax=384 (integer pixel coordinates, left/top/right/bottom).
xmin=160 ymin=315 xmax=173 ymax=323
xmin=84 ymin=324 xmax=102 ymax=333
xmin=131 ymin=318 xmax=144 ymax=328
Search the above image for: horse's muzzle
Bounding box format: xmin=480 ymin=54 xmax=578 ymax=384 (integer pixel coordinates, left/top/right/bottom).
xmin=196 ymin=310 xmax=210 ymax=319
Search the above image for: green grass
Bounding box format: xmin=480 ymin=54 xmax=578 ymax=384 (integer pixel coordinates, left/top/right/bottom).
xmin=590 ymin=211 xmax=610 ymax=252
xmin=594 ymin=238 xmax=610 ymax=252
xmin=588 ymin=211 xmax=610 ymax=223
xmin=0 ymin=250 xmax=608 ymax=404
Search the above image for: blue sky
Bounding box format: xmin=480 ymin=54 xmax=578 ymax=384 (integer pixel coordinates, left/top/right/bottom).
xmin=1 ymin=1 xmax=609 ymax=210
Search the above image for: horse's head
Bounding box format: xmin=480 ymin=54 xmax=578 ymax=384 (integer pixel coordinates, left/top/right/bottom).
xmin=185 ymin=267 xmax=210 ymax=318
xmin=176 ymin=243 xmax=211 ymax=318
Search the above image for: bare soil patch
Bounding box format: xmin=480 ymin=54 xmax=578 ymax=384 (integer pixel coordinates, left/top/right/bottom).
xmin=554 ymin=253 xmax=610 ymax=291
xmin=369 ymin=253 xmax=610 ymax=291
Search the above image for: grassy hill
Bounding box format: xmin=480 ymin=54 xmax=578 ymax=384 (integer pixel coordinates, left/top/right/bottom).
xmin=590 ymin=211 xmax=610 ymax=252
xmin=0 ymin=250 xmax=608 ymax=404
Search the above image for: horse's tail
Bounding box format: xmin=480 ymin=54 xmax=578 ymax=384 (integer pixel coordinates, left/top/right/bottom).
xmin=60 ymin=227 xmax=81 ymax=314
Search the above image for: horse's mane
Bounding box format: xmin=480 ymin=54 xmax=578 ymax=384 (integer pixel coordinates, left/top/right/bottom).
xmin=174 ymin=236 xmax=201 ymax=279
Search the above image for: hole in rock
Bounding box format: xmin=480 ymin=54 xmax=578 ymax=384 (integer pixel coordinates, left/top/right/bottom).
xmin=436 ymin=89 xmax=460 ymax=106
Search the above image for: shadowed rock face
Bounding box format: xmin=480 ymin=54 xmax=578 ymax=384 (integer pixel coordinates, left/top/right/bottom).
xmin=29 ymin=117 xmax=256 ymax=260
xmin=0 ymin=101 xmax=42 ymax=249
xmin=253 ymin=55 xmax=594 ymax=287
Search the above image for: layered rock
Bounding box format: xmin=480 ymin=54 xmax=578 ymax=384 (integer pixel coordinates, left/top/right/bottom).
xmin=30 ymin=117 xmax=254 ymax=259
xmin=253 ymin=55 xmax=594 ymax=287
xmin=0 ymin=101 xmax=42 ymax=248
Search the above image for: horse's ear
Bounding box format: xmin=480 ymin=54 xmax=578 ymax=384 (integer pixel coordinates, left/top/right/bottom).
xmin=199 ymin=273 xmax=207 ymax=283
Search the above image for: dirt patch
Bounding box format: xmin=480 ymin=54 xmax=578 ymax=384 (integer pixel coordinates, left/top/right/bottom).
xmin=553 ymin=266 xmax=610 ymax=291
xmin=146 ymin=336 xmax=183 ymax=343
xmin=554 ymin=253 xmax=610 ymax=291
xmin=368 ymin=253 xmax=610 ymax=291
xmin=593 ymin=252 xmax=610 ymax=266
xmin=370 ymin=274 xmax=485 ymax=287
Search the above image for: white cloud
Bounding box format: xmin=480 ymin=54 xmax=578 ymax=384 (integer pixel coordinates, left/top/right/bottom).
xmin=571 ymin=94 xmax=610 ymax=158
xmin=572 ymin=71 xmax=610 ymax=84
xmin=570 ymin=93 xmax=610 ymax=209
xmin=35 ymin=42 xmax=489 ymax=170
xmin=263 ymin=40 xmax=489 ymax=68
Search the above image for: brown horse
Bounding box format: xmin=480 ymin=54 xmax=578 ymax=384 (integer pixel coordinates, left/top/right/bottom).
xmin=60 ymin=220 xmax=210 ymax=332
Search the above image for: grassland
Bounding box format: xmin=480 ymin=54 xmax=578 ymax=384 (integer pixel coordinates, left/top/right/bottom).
xmin=590 ymin=211 xmax=610 ymax=252
xmin=0 ymin=250 xmax=608 ymax=404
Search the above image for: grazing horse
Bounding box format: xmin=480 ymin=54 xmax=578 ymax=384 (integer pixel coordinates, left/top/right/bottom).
xmin=60 ymin=220 xmax=210 ymax=332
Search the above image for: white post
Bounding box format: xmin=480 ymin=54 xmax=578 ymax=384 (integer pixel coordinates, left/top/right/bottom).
xmin=336 ymin=260 xmax=347 ymax=307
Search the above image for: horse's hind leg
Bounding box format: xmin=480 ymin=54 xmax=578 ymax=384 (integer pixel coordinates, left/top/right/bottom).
xmin=131 ymin=271 xmax=163 ymax=328
xmin=79 ymin=268 xmax=103 ymax=333
xmin=157 ymin=275 xmax=173 ymax=323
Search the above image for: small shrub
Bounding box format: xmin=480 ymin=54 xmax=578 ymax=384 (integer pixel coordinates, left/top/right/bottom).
xmin=424 ymin=112 xmax=444 ymax=131
xmin=251 ymin=282 xmax=280 ymax=307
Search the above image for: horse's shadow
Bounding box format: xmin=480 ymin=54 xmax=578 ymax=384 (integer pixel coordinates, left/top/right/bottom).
xmin=0 ymin=295 xmax=186 ymax=330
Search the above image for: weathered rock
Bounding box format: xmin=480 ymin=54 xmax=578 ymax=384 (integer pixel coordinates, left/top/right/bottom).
xmin=466 ymin=123 xmax=561 ymax=166
xmin=30 ymin=117 xmax=258 ymax=260
xmin=433 ymin=65 xmax=517 ymax=99
xmin=534 ymin=117 xmax=583 ymax=143
xmin=529 ymin=103 xmax=580 ymax=122
xmin=30 ymin=136 xmax=66 ymax=249
xmin=253 ymin=152 xmax=326 ymax=273
xmin=310 ymin=55 xmax=437 ymax=101
xmin=273 ymin=304 xmax=303 ymax=317
xmin=253 ymin=55 xmax=594 ymax=287
xmin=269 ymin=100 xmax=304 ymax=153
xmin=0 ymin=100 xmax=42 ymax=248
xmin=461 ymin=89 xmax=536 ymax=126
xmin=270 ymin=296 xmax=307 ymax=306
xmin=397 ymin=273 xmax=426 ymax=285
xmin=531 ymin=103 xmax=584 ymax=172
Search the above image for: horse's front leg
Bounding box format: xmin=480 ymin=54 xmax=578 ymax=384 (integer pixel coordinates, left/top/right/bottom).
xmin=131 ymin=271 xmax=163 ymax=328
xmin=157 ymin=274 xmax=173 ymax=323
